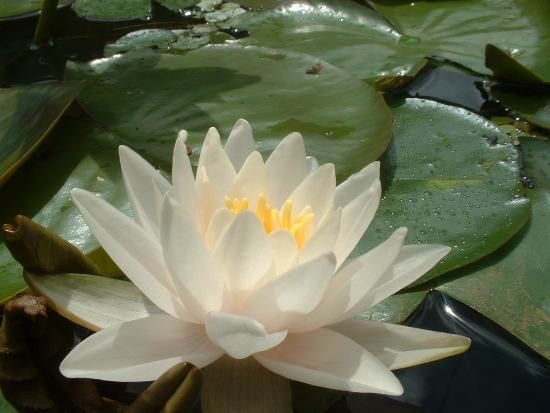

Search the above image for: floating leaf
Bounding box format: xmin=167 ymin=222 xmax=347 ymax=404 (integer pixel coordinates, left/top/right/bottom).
xmin=0 ymin=0 xmax=71 ymax=20
xmin=66 ymin=45 xmax=392 ymax=179
xmin=0 ymin=81 xmax=83 ymax=186
xmin=104 ymin=29 xmax=179 ymax=56
xmin=356 ymin=98 xmax=530 ymax=286
xmin=485 ymin=44 xmax=546 ymax=85
xmin=72 ymin=0 xmax=150 ymax=21
xmin=436 ymin=138 xmax=550 ymax=358
xmin=156 ymin=0 xmax=198 ymax=11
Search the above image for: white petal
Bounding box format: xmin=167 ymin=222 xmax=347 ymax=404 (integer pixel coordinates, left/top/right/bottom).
xmin=26 ymin=272 xmax=165 ymax=330
xmin=70 ymin=189 xmax=185 ymax=320
xmin=197 ymin=127 xmax=236 ymax=199
xmin=330 ymin=320 xmax=471 ymax=370
xmin=61 ymin=314 xmax=223 ymax=381
xmin=242 ymin=253 xmax=337 ymax=332
xmin=289 ymin=228 xmax=407 ymax=332
xmin=268 ymin=230 xmax=298 ymax=274
xmin=334 ymin=183 xmax=382 ymax=267
xmin=299 ymin=208 xmax=341 ymax=264
xmin=224 ymin=119 xmax=256 ymax=171
xmin=196 ymin=167 xmax=220 ymax=234
xmin=255 ymin=328 xmax=403 ymax=395
xmin=205 ymin=207 xmax=234 ymax=249
xmin=287 ymin=163 xmax=335 ymax=227
xmin=205 ymin=312 xmax=287 ymax=359
xmin=345 ymin=244 xmax=451 ymax=317
xmin=265 ymin=132 xmax=308 ymax=209
xmin=119 ymin=146 xmax=170 ymax=238
xmin=226 ymin=151 xmax=267 ymax=210
xmin=213 ymin=211 xmax=272 ymax=297
xmin=334 ymin=162 xmax=380 ymax=208
xmin=172 ymin=131 xmax=198 ymax=222
xmin=160 ymin=194 xmax=226 ymax=320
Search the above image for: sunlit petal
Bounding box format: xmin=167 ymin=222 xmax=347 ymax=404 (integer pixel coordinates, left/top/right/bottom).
xmin=224 ymin=118 xmax=256 ymax=171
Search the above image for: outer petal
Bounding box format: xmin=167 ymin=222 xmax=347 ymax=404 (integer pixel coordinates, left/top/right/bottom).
xmin=334 ymin=162 xmax=380 ymax=208
xmin=70 ymin=189 xmax=186 ymax=320
xmin=119 ymin=146 xmax=171 ymax=238
xmin=329 ymin=319 xmax=471 ymax=370
xmin=172 ymin=131 xmax=198 ymax=222
xmin=333 ymin=182 xmax=382 ymax=268
xmin=340 ymin=244 xmax=451 ymax=320
xmin=160 ymin=194 xmax=226 ymax=320
xmin=268 ymin=230 xmax=298 ymax=274
xmin=287 ymin=163 xmax=336 ymax=227
xmin=197 ymin=127 xmax=236 ymax=199
xmin=255 ymin=328 xmax=403 ymax=395
xmin=196 ymin=167 xmax=219 ymax=234
xmin=224 ymin=118 xmax=256 ymax=171
xmin=287 ymin=228 xmax=407 ymax=332
xmin=226 ymin=151 xmax=267 ymax=211
xmin=242 ymin=253 xmax=337 ymax=332
xmin=265 ymin=132 xmax=308 ymax=209
xmin=206 ymin=312 xmax=287 ymax=359
xmin=26 ymin=272 xmax=162 ymax=331
xmin=213 ymin=211 xmax=272 ymax=297
xmin=60 ymin=314 xmax=223 ymax=381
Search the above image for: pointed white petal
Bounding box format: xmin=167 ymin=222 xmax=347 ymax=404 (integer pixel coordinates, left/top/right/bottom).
xmin=334 ymin=162 xmax=380 ymax=208
xmin=330 ymin=319 xmax=470 ymax=370
xmin=242 ymin=253 xmax=337 ymax=332
xmin=60 ymin=314 xmax=223 ymax=381
xmin=268 ymin=230 xmax=298 ymax=274
xmin=224 ymin=119 xmax=256 ymax=171
xmin=213 ymin=211 xmax=272 ymax=296
xmin=196 ymin=166 xmax=220 ymax=234
xmin=289 ymin=228 xmax=407 ymax=332
xmin=119 ymin=146 xmax=170 ymax=238
xmin=205 ymin=207 xmax=234 ymax=249
xmin=345 ymin=244 xmax=451 ymax=317
xmin=172 ymin=131 xmax=198 ymax=222
xmin=70 ymin=189 xmax=185 ymax=319
xmin=226 ymin=151 xmax=267 ymax=210
xmin=160 ymin=194 xmax=226 ymax=320
xmin=255 ymin=329 xmax=403 ymax=395
xmin=197 ymin=128 xmax=236 ymax=199
xmin=299 ymin=208 xmax=341 ymax=264
xmin=206 ymin=312 xmax=287 ymax=359
xmin=265 ymin=132 xmax=308 ymax=209
xmin=334 ymin=183 xmax=382 ymax=267
xmin=26 ymin=272 xmax=165 ymax=330
xmin=288 ymin=163 xmax=335 ymax=227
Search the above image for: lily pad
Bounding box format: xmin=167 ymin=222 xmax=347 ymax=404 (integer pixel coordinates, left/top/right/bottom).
xmin=490 ymin=86 xmax=550 ymax=131
xmin=104 ymin=29 xmax=179 ymax=56
xmin=66 ymin=45 xmax=392 ymax=179
xmin=437 ymin=138 xmax=550 ymax=358
xmin=356 ymin=98 xmax=531 ymax=286
xmin=485 ymin=44 xmax=547 ymax=85
xmin=0 ymin=0 xmax=71 ymax=20
xmin=368 ymin=0 xmax=550 ymax=78
xmin=0 ymin=118 xmax=130 ymax=302
xmin=72 ymin=0 xmax=150 ymax=21
xmin=0 ymin=81 xmax=83 ymax=186
xmin=157 ymin=0 xmax=198 ymax=11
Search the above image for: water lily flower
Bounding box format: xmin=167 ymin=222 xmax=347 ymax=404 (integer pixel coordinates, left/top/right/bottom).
xmin=44 ymin=119 xmax=469 ymax=395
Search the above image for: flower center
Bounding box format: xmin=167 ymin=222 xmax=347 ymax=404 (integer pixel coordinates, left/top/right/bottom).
xmin=224 ymin=193 xmax=314 ymax=248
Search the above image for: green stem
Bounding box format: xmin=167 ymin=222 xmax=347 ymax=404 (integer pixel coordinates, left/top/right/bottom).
xmin=32 ymin=0 xmax=59 ymax=46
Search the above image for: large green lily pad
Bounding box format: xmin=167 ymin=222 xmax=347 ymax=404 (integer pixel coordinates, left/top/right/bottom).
xmin=72 ymin=0 xmax=150 ymax=21
xmin=436 ymin=138 xmax=550 ymax=358
xmin=356 ymin=98 xmax=531 ymax=286
xmin=0 ymin=118 xmax=130 ymax=302
xmin=236 ymin=0 xmax=550 ymax=85
xmin=0 ymin=0 xmax=71 ymax=19
xmin=0 ymin=81 xmax=83 ymax=186
xmin=66 ymin=45 xmax=392 ymax=179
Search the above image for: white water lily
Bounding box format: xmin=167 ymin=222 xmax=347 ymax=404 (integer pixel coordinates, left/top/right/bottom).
xmin=53 ymin=119 xmax=469 ymax=395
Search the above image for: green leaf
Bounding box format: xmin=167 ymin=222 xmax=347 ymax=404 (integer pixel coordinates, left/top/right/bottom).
xmin=104 ymin=29 xmax=179 ymax=56
xmin=157 ymin=0 xmax=198 ymax=11
xmin=0 ymin=117 xmax=129 ymax=302
xmin=436 ymin=138 xmax=550 ymax=358
xmin=0 ymin=81 xmax=83 ymax=186
xmin=490 ymin=86 xmax=550 ymax=131
xmin=66 ymin=45 xmax=392 ymax=180
xmin=356 ymin=98 xmax=531 ymax=286
xmin=368 ymin=0 xmax=550 ymax=78
xmin=0 ymin=0 xmax=70 ymax=19
xmin=485 ymin=44 xmax=546 ymax=85
xmin=72 ymin=0 xmax=150 ymax=21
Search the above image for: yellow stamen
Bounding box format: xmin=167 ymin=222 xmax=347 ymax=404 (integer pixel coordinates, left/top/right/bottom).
xmin=225 ymin=193 xmax=314 ymax=248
